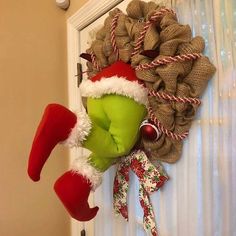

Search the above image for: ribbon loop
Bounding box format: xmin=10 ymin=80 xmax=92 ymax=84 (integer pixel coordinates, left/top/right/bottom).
xmin=113 ymin=150 xmax=168 ymax=236
xmin=113 ymin=160 xmax=130 ymax=220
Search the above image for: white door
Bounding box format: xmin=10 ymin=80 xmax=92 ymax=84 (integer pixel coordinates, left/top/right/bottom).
xmin=67 ymin=0 xmax=236 ymax=235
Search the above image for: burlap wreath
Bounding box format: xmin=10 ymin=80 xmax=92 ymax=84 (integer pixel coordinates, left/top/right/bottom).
xmin=84 ymin=0 xmax=216 ymax=163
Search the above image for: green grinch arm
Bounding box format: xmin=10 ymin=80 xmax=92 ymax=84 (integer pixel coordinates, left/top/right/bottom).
xmin=83 ymin=95 xmax=146 ymax=171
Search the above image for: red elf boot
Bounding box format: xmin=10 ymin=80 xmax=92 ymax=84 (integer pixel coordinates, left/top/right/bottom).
xmin=27 ymin=104 xmax=77 ymax=182
xmin=54 ymin=170 xmax=99 ymax=221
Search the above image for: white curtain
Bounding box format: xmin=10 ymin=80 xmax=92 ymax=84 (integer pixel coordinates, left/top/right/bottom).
xmin=90 ymin=0 xmax=236 ymax=235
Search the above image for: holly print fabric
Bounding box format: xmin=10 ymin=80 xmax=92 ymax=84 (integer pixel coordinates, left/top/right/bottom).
xmin=113 ymin=150 xmax=168 ymax=236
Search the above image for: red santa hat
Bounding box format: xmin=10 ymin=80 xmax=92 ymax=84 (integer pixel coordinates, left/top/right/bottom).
xmin=79 ymin=60 xmax=148 ymax=106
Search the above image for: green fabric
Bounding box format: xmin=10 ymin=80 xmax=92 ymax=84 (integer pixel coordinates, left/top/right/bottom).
xmin=83 ymin=94 xmax=146 ymax=172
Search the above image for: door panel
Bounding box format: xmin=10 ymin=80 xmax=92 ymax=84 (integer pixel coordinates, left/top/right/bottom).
xmin=79 ymin=1 xmax=149 ymax=235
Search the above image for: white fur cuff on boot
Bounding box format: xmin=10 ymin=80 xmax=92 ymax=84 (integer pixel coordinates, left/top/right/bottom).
xmin=71 ymin=156 xmax=103 ymax=191
xmin=62 ymin=110 xmax=92 ymax=147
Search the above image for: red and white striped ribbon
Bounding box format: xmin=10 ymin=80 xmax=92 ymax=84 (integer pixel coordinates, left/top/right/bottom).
xmin=148 ymin=89 xmax=201 ymax=106
xmin=90 ymin=51 xmax=101 ymax=71
xmin=136 ymin=53 xmax=202 ymax=70
xmin=110 ymin=11 xmax=122 ymax=60
xmin=131 ymin=8 xmax=176 ymax=57
xmin=148 ymin=106 xmax=189 ymax=141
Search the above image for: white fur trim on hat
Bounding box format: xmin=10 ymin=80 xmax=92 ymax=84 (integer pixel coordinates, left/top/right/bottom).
xmin=62 ymin=110 xmax=92 ymax=147
xmin=71 ymin=156 xmax=103 ymax=190
xmin=80 ymin=76 xmax=148 ymax=106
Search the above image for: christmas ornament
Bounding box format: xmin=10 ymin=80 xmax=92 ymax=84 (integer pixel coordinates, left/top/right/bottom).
xmin=140 ymin=119 xmax=161 ymax=141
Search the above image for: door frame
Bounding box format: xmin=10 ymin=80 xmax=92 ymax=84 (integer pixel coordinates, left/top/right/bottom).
xmin=67 ymin=0 xmax=123 ymax=110
xmin=67 ymin=0 xmax=123 ymax=235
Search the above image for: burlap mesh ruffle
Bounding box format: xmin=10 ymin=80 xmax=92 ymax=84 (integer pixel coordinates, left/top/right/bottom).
xmin=84 ymin=0 xmax=216 ymax=163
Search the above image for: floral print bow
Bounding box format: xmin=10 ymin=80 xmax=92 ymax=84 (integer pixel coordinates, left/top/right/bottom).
xmin=113 ymin=150 xmax=168 ymax=236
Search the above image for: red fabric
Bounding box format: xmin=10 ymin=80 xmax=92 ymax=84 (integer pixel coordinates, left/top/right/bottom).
xmin=27 ymin=104 xmax=77 ymax=181
xmin=91 ymin=60 xmax=141 ymax=83
xmin=54 ymin=171 xmax=99 ymax=221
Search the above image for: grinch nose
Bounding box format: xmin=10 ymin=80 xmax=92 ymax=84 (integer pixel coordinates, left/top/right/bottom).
xmin=140 ymin=120 xmax=161 ymax=141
